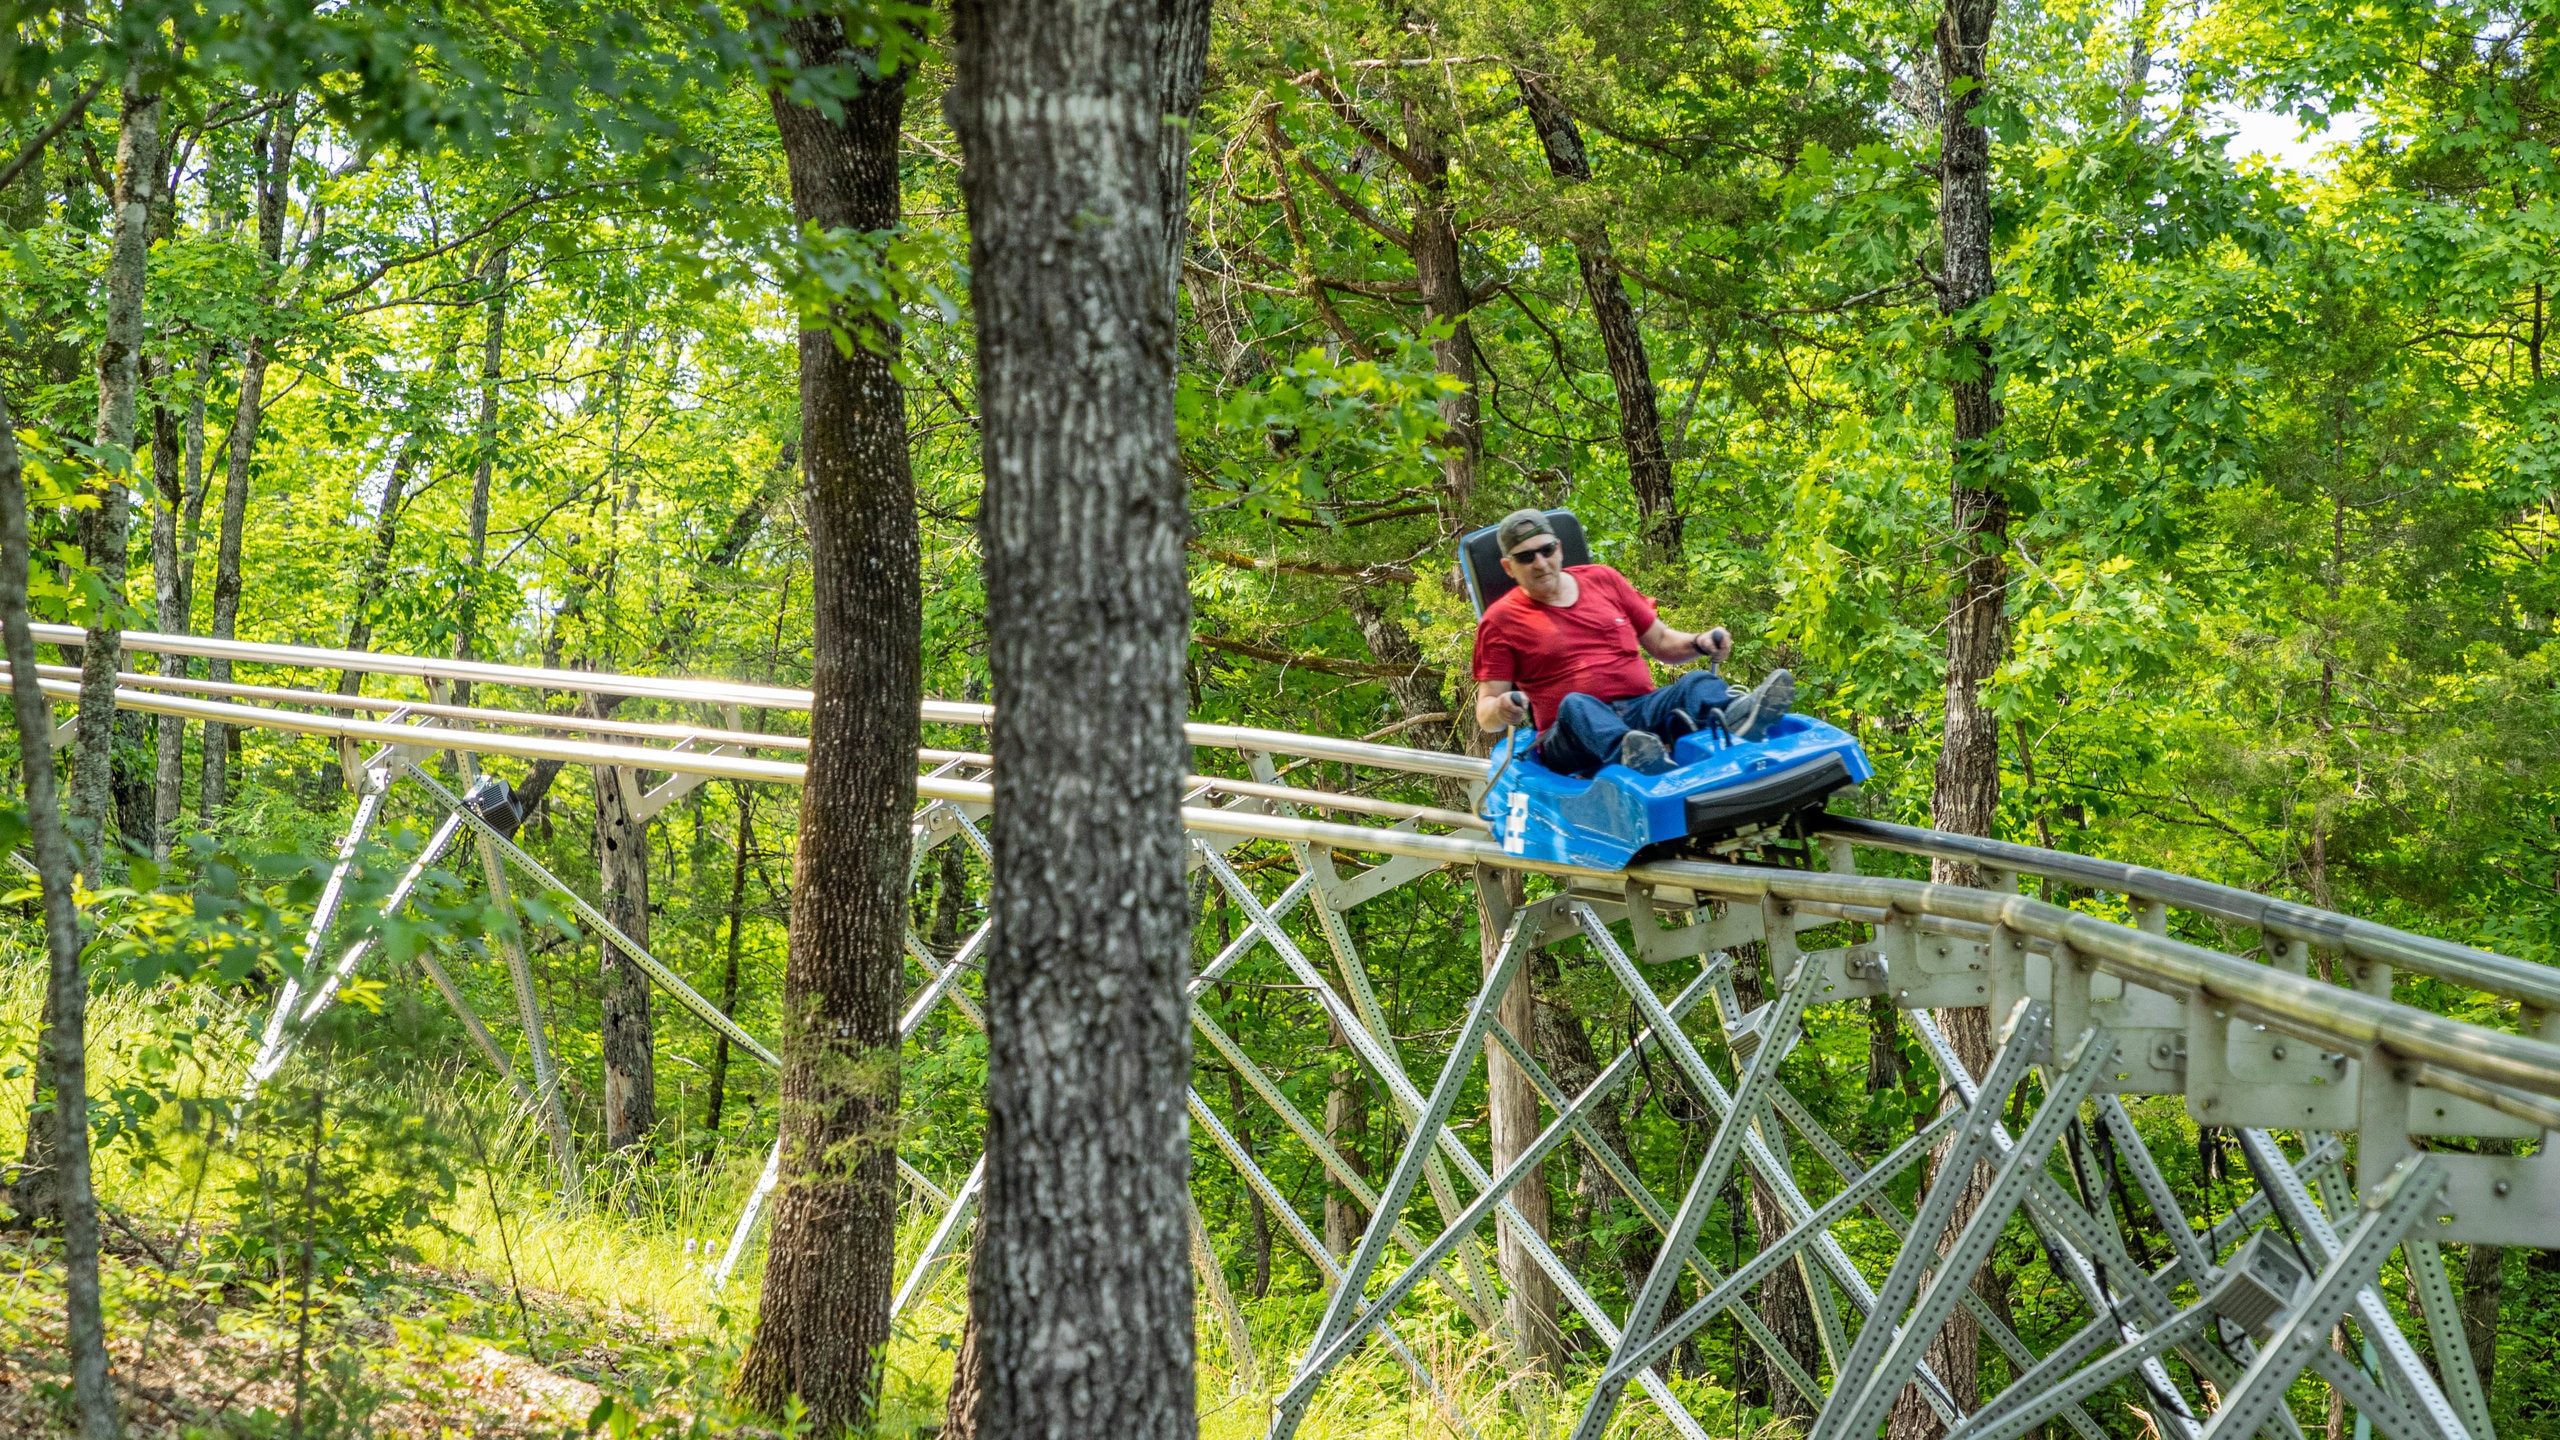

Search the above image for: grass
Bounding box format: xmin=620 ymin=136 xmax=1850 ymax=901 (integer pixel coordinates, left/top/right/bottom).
xmin=0 ymin=957 xmax=1779 ymax=1438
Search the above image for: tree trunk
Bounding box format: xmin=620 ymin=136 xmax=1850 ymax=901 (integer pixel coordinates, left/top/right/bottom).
xmin=1895 ymin=6 xmax=2005 ymax=1431
xmin=726 ymin=20 xmax=918 ymax=1435
xmin=1730 ymin=949 xmax=1820 ymax=1418
xmin=591 ymin=749 xmax=657 ymax=1153
xmin=1516 ymin=76 xmax=1678 ymax=551
xmin=1473 ymin=861 xmax=1564 ymax=1372
xmin=335 ymin=347 xmax=454 ymax=693
xmin=203 ymin=96 xmax=296 ymax=825
xmin=149 ymin=363 xmax=185 ymax=858
xmin=1887 ymin=1004 xmax=1997 ymax=1438
xmin=1530 ymin=946 xmax=1657 ymax=1302
xmin=456 ymin=244 xmax=506 ymax=699
xmin=2459 ymin=1239 xmax=2501 ymax=1404
xmin=1323 ymin=1011 xmax=1370 ymax=1260
xmin=944 ymin=1238 xmax=985 ymax=1439
xmin=949 ymin=0 xmax=1209 ymax=1428
xmin=1403 ymin=105 xmax=1480 ymax=520
xmin=703 ymin=781 xmax=752 ymax=1147
xmin=70 ymin=76 xmax=159 ymax=880
xmin=1 ymin=386 xmax=121 ymax=1439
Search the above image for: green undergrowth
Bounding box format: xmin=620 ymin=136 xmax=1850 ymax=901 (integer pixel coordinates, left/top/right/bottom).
xmin=0 ymin=958 xmax=1776 ymax=1438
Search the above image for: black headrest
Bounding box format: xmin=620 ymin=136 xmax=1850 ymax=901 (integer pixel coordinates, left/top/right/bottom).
xmin=1459 ymin=510 xmax=1591 ymax=615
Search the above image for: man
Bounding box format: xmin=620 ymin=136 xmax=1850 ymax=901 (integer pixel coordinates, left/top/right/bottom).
xmin=1472 ymin=509 xmax=1794 ymax=777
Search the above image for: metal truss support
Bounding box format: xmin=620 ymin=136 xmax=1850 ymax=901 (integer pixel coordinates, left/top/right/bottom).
xmin=246 ymin=765 xmax=396 ymax=1095
xmin=2201 ymin=1158 xmax=2452 ymax=1440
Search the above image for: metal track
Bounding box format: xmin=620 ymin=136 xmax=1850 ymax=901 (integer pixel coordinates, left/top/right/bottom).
xmin=46 ymin=630 xmax=2549 ymax=1438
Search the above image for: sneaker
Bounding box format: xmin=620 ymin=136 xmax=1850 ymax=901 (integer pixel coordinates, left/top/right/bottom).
xmin=1615 ymin=730 xmax=1675 ymax=775
xmin=1718 ymin=669 xmax=1796 ymax=743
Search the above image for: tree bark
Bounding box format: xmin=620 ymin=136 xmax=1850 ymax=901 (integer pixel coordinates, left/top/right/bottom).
xmin=1517 ymin=76 xmax=1678 ymax=551
xmin=591 ymin=746 xmax=657 ymax=1153
xmin=336 ymin=327 xmax=460 ymax=693
xmin=1 ymin=386 xmax=121 ymax=1439
xmin=1403 ymin=104 xmax=1480 ymax=519
xmin=1322 ymin=1008 xmax=1370 ymax=1260
xmin=1474 ymin=863 xmax=1564 ymax=1373
xmin=944 ymin=1238 xmax=985 ymax=1440
xmin=457 ymin=245 xmax=506 ymax=681
xmin=1896 ymin=5 xmax=2006 ymax=1430
xmin=2459 ymin=1239 xmax=2501 ymax=1404
xmin=704 ymin=781 xmax=752 ymax=1146
xmin=948 ymin=0 xmax=1208 ymax=1428
xmin=69 ymin=76 xmax=159 ymax=880
xmin=203 ymin=96 xmax=296 ymax=825
xmin=1730 ymin=949 xmax=1821 ymax=1418
xmin=149 ymin=367 xmax=183 ymax=859
xmin=726 ymin=18 xmax=917 ymax=1435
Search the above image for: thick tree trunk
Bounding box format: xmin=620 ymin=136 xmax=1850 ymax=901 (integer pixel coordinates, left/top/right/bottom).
xmin=1517 ymin=76 xmax=1679 ymax=551
xmin=591 ymin=750 xmax=657 ymax=1153
xmin=726 ymin=20 xmax=917 ymax=1435
xmin=1530 ymin=946 xmax=1657 ymax=1301
xmin=69 ymin=78 xmax=159 ymax=880
xmin=1 ymin=388 xmax=121 ymax=1439
xmin=948 ymin=0 xmax=1208 ymax=1429
xmin=203 ymin=97 xmax=295 ymax=825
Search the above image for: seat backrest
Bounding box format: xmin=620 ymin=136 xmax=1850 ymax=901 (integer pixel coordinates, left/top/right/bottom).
xmin=1459 ymin=509 xmax=1592 ymax=616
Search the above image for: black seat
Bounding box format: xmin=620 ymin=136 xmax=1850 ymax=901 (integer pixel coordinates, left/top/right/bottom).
xmin=1458 ymin=509 xmax=1591 ymax=616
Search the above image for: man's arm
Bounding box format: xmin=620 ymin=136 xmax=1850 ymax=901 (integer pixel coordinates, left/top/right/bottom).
xmin=1638 ymin=620 xmax=1731 ymax=664
xmin=1475 ymin=680 xmax=1529 ymax=731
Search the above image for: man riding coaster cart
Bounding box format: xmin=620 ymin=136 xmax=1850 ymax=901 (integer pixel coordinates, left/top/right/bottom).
xmin=1465 ymin=508 xmax=1872 ymax=869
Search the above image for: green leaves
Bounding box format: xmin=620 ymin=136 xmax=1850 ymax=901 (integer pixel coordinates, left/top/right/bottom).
xmin=1179 ymin=327 xmax=1460 ymax=526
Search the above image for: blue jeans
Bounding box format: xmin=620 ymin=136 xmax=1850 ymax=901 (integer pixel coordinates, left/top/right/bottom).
xmin=1533 ymin=671 xmax=1739 ymax=777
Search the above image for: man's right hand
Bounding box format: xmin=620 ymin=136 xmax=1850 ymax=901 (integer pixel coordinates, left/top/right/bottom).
xmin=1497 ymin=691 xmax=1531 ymax=727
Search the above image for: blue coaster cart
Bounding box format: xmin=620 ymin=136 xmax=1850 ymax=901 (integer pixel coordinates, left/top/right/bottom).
xmin=1461 ymin=511 xmax=1873 ymax=870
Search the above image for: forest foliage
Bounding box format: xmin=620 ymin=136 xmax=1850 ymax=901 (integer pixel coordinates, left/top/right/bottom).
xmin=0 ymin=0 xmax=2556 ymax=1434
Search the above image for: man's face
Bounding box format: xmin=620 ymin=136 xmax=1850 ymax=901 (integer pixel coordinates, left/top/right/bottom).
xmin=1500 ymin=534 xmax=1564 ymax=593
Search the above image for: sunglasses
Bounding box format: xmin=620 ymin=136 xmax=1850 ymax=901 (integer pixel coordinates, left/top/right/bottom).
xmin=1508 ymin=540 xmax=1560 ymax=565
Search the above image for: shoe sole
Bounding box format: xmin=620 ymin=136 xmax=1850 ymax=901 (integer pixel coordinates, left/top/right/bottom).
xmin=1729 ymin=670 xmax=1796 ymax=743
xmin=1617 ymin=732 xmax=1672 ymax=775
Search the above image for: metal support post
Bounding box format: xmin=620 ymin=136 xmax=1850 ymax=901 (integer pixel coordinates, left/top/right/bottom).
xmin=1269 ymin=909 xmax=1536 ymax=1437
xmin=246 ymin=766 xmax=395 ymax=1093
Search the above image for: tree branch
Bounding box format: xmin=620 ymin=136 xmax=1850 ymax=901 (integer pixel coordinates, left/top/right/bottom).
xmin=1188 ymin=539 xmax=1416 ymax=584
xmin=1290 ymin=70 xmax=1433 ymax=185
xmin=1292 ymin=152 xmax=1413 ymax=252
xmin=1193 ymin=631 xmax=1443 ymax=679
xmin=0 ymin=77 xmax=105 ymax=195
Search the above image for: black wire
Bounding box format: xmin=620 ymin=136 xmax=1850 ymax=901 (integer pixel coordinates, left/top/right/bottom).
xmin=2070 ymin=1117 xmax=2200 ymax=1425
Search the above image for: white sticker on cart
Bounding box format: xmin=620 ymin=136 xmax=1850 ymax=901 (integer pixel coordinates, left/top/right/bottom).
xmin=1504 ymin=793 xmax=1528 ymax=855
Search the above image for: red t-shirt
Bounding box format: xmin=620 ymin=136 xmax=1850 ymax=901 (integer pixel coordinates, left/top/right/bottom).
xmin=1471 ymin=565 xmax=1660 ymax=729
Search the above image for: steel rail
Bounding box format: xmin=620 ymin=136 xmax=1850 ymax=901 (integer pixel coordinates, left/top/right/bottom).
xmin=1825 ymin=816 xmax=2560 ymax=1011
xmin=33 ymin=622 xmax=813 ymax=710
xmin=1123 ymin=803 xmax=2560 ymax=1105
xmin=32 ymin=661 xmax=2557 ymax=1103
xmin=4 ymin=662 xmax=805 ymax=750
